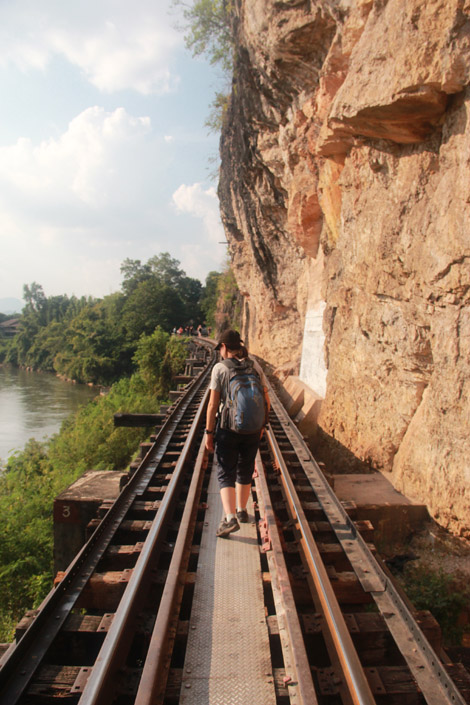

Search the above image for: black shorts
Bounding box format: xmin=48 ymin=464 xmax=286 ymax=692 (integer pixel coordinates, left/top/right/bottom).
xmin=215 ymin=427 xmax=261 ymax=488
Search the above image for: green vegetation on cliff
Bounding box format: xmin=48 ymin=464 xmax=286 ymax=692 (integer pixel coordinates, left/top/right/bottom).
xmin=173 ymin=0 xmax=234 ymax=73
xmin=196 ymin=264 xmax=242 ymax=332
xmin=173 ymin=0 xmax=234 ymax=132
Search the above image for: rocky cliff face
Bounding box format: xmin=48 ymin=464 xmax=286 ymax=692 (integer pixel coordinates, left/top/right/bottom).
xmin=218 ymin=0 xmax=470 ymax=537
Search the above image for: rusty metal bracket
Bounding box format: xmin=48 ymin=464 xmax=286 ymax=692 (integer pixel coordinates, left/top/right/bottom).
xmin=70 ymin=667 xmax=92 ymax=694
xmin=258 ymin=518 xmax=272 ymax=552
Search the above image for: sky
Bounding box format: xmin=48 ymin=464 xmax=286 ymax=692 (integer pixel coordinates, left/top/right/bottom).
xmin=0 ymin=0 xmax=228 ymax=304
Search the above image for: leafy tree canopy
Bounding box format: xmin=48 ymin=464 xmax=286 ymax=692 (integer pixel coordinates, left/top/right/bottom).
xmin=133 ymin=326 xmax=170 ymax=392
xmin=148 ymin=252 xmax=185 ymax=288
xmin=53 ymin=294 xmax=129 ymax=385
xmin=120 ymin=258 xmax=152 ymax=296
xmin=199 ymin=270 xmax=221 ymax=327
xmin=23 ymin=282 xmax=46 ymax=314
xmin=122 ymin=280 xmax=185 ymax=341
xmin=121 ymin=253 xmax=203 ymax=331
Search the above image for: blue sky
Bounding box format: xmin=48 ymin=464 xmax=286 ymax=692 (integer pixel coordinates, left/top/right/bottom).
xmin=0 ymin=0 xmax=227 ymax=302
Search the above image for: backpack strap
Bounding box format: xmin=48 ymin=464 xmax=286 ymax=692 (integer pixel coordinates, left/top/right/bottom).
xmin=221 ymin=357 xmax=258 ymax=390
xmin=221 ymin=358 xmax=241 ymax=402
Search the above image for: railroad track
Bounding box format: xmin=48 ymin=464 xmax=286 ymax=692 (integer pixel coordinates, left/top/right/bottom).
xmin=0 ymin=339 xmax=468 ymax=705
xmin=256 ymin=384 xmax=470 ymax=705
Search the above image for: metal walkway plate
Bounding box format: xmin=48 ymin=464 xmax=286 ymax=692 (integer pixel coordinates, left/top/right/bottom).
xmin=180 ymin=463 xmax=276 ymax=704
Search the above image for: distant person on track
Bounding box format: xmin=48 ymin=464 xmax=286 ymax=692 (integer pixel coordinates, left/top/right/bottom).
xmin=205 ymin=330 xmax=270 ymax=538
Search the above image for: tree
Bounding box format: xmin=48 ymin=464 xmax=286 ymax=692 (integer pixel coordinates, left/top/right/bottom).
xmin=173 ymin=0 xmax=234 ymax=73
xmin=178 ymin=276 xmax=203 ymax=323
xmin=25 ymin=321 xmax=64 ymax=371
xmin=122 ymin=279 xmax=186 ymax=340
xmin=148 ymin=253 xmax=185 ymax=289
xmin=173 ymin=0 xmax=234 ymax=132
xmin=120 ymin=259 xmax=152 ymax=296
xmin=146 ymin=253 xmax=203 ymax=323
xmin=158 ymin=336 xmax=190 ymax=397
xmin=211 ymin=265 xmax=242 ymax=333
xmin=120 ymin=255 xmax=203 ymax=333
xmin=4 ymin=259 xmax=213 ymax=383
xmin=200 ymin=270 xmax=221 ymax=327
xmin=44 ymin=295 xmax=73 ymax=325
xmin=205 ymin=91 xmax=231 ymax=133
xmin=133 ymin=327 xmax=170 ymax=391
xmin=54 ymin=295 xmax=128 ymax=384
xmin=23 ymin=283 xmax=46 ymax=315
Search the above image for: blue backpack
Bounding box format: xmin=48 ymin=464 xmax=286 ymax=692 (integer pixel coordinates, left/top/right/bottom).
xmin=219 ymin=358 xmax=267 ymax=434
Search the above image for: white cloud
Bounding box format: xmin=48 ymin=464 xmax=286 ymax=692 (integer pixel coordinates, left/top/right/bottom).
xmin=172 ymin=182 xmax=226 ymax=276
xmin=172 ymin=183 xmax=224 ymax=242
xmin=0 ymin=106 xmax=153 ymax=211
xmin=0 ymin=107 xmax=225 ymax=299
xmin=0 ymin=1 xmax=223 ymax=299
xmin=0 ymin=106 xmax=169 ymax=297
xmin=0 ymin=0 xmax=182 ymax=94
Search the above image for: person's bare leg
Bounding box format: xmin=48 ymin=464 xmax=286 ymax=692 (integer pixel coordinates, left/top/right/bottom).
xmin=220 ymin=486 xmax=236 ymax=517
xmin=216 ymin=486 xmax=240 ymax=536
xmin=236 ymin=482 xmax=251 ymax=511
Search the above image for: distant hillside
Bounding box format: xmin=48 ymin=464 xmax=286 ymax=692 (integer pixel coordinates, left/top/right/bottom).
xmin=0 ymin=298 xmax=23 ymax=315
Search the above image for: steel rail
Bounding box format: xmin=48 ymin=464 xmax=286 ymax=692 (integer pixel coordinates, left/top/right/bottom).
xmin=134 ymin=427 xmax=210 ymax=705
xmin=0 ymin=342 xmax=215 ymax=705
xmin=78 ymin=384 xmax=211 ymax=704
xmin=253 ymin=449 xmax=320 ymax=705
xmin=266 ymin=381 xmax=468 ymax=705
xmin=266 ymin=424 xmax=377 ymax=705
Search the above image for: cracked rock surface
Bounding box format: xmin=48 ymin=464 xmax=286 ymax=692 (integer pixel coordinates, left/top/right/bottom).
xmin=218 ymin=0 xmax=470 ymax=537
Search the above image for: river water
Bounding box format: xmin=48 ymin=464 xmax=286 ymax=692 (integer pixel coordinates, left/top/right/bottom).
xmin=0 ymin=365 xmax=98 ymax=465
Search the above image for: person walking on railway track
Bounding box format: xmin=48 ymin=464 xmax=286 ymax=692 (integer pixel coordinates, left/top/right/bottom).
xmin=205 ymin=329 xmax=270 ymax=537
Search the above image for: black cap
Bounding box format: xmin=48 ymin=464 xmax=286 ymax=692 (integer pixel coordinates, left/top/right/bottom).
xmin=215 ymin=329 xmax=244 ymax=351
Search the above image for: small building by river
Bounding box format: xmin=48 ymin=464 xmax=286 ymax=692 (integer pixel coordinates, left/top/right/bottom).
xmin=0 ymin=318 xmax=21 ymax=338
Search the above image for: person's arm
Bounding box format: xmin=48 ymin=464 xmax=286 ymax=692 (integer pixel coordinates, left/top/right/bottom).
xmin=205 ymin=389 xmax=220 ymax=453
